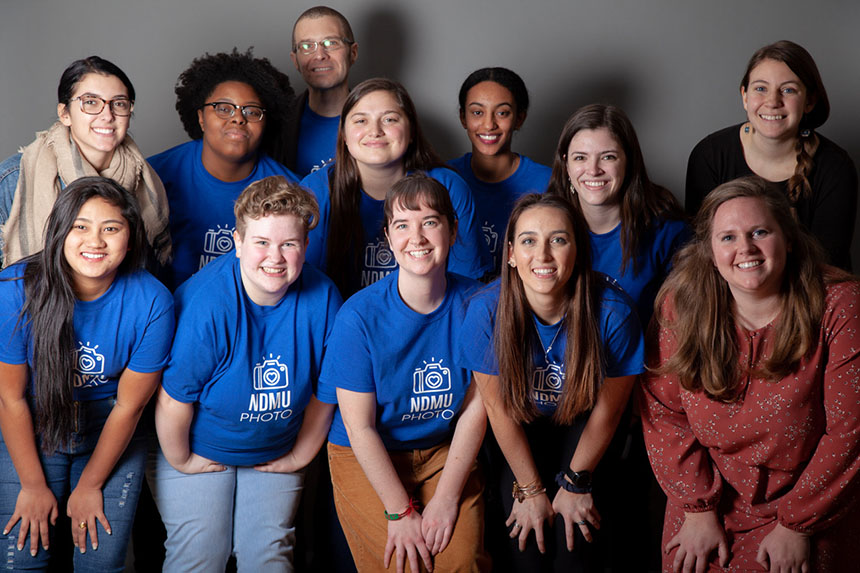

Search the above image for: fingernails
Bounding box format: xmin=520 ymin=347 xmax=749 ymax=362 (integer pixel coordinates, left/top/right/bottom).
xmin=92 ymin=542 xmax=97 ymax=550
xmin=80 ymin=546 xmax=86 ymax=554
xmin=2 ymin=529 xmax=7 ymax=535
xmin=31 ymin=549 xmax=37 ymax=556
xmin=16 ymin=543 xmax=22 ymax=551
xmin=106 ymin=529 xmax=112 ymax=535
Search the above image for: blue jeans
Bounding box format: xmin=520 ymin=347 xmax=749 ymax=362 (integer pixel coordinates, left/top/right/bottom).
xmin=0 ymin=396 xmax=146 ymax=572
xmin=148 ymin=449 xmax=304 ymax=573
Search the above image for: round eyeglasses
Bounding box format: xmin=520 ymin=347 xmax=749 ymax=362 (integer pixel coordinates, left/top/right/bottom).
xmin=71 ymin=96 xmax=134 ymax=117
xmin=294 ymin=38 xmax=353 ymax=56
xmin=200 ymin=102 xmax=265 ymax=123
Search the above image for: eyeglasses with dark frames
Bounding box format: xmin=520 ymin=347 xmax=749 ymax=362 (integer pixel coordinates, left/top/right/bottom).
xmin=70 ymin=95 xmax=134 ymax=116
xmin=199 ymin=102 xmax=266 ymax=123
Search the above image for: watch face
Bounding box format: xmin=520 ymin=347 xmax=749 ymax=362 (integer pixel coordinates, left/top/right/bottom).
xmin=572 ymin=470 xmax=592 ymax=488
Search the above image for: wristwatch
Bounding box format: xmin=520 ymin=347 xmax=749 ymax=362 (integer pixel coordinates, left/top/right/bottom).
xmin=556 ymin=468 xmax=592 ymax=493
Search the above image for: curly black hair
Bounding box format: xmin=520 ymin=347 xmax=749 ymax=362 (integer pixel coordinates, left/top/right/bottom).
xmin=174 ymin=47 xmax=295 ymax=162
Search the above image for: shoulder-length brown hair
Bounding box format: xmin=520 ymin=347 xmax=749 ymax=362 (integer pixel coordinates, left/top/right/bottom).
xmin=546 ymin=104 xmax=683 ymax=274
xmin=740 ymin=40 xmax=829 ymax=204
xmin=326 ymin=78 xmax=444 ymax=296
xmin=495 ymin=193 xmax=605 ymax=424
xmin=656 ymin=175 xmax=850 ymax=401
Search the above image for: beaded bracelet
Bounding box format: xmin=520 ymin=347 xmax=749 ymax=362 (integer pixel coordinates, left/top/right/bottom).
xmin=512 ymin=478 xmax=546 ymax=503
xmin=384 ymin=497 xmax=420 ymax=521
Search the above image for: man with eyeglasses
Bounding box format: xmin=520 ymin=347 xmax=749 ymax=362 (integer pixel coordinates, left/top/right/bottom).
xmin=286 ymin=6 xmax=358 ymax=177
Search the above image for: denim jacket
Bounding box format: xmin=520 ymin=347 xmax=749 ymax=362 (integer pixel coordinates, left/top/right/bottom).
xmin=0 ymin=153 xmax=22 ymax=265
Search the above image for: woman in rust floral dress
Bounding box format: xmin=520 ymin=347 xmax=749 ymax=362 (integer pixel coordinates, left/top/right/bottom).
xmin=640 ymin=175 xmax=859 ymax=572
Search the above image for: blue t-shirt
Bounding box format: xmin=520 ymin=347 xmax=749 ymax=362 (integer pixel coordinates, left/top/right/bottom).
xmin=161 ymin=253 xmax=342 ymax=466
xmin=147 ymin=139 xmax=300 ymax=290
xmin=0 ymin=264 xmax=174 ymax=401
xmin=590 ymin=218 xmax=690 ymax=324
xmin=301 ymin=164 xmax=492 ymax=289
xmin=295 ymin=104 xmax=339 ymax=178
xmin=318 ymin=271 xmax=482 ymax=450
xmin=448 ymin=153 xmax=551 ymax=272
xmin=456 ymin=277 xmax=645 ymax=416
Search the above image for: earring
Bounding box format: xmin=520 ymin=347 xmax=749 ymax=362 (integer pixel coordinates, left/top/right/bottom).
xmin=568 ymin=178 xmax=576 ymax=196
xmin=800 ymin=129 xmax=811 ymax=138
xmin=744 ymin=124 xmax=750 ymax=134
xmin=508 ymin=260 xmax=516 ymax=268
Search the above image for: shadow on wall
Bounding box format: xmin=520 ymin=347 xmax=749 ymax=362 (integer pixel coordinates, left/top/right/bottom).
xmin=524 ymin=70 xmax=639 ymax=166
xmin=352 ymin=5 xmax=408 ymax=84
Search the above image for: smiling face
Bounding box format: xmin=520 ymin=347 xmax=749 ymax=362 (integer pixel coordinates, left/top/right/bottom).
xmin=565 ymin=127 xmax=627 ymax=211
xmin=233 ymin=213 xmax=307 ymax=306
xmin=710 ymin=197 xmax=788 ymax=303
xmin=508 ymin=205 xmax=577 ymax=310
xmin=57 ymin=73 xmax=130 ymax=172
xmin=460 ymin=81 xmax=524 ymax=157
xmin=291 ymin=14 xmax=356 ymax=91
xmin=197 ymin=81 xmax=266 ymax=169
xmin=386 ymin=198 xmax=456 ymax=281
xmin=742 ymin=58 xmax=813 ymax=142
xmin=343 ymin=90 xmax=411 ymax=171
xmin=63 ymin=197 xmax=130 ymax=300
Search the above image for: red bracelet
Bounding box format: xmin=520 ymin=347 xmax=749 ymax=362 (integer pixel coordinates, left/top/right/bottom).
xmin=384 ymin=497 xmax=419 ymax=521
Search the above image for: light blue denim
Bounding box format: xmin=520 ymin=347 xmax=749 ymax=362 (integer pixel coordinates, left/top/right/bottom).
xmin=0 ymin=396 xmax=146 ymax=572
xmin=0 ymin=153 xmax=22 ymax=266
xmin=148 ymin=448 xmax=304 ymax=573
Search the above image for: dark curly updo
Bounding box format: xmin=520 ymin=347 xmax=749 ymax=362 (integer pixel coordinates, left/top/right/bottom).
xmin=174 ymin=47 xmax=294 ymax=161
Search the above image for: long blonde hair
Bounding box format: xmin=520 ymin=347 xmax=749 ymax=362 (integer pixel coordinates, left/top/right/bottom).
xmin=656 ymin=176 xmax=850 ymax=400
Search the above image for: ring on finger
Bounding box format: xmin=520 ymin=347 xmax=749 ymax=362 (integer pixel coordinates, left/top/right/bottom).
xmin=78 ymin=521 xmax=87 ymax=529
xmin=576 ymin=520 xmax=587 ymax=526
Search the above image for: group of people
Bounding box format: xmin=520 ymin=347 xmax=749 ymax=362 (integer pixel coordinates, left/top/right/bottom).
xmin=0 ymin=4 xmax=857 ymax=573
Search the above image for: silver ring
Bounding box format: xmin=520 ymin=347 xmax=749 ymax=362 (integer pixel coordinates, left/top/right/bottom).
xmin=512 ymin=522 xmax=521 ymax=529
xmin=576 ymin=520 xmax=587 ymax=525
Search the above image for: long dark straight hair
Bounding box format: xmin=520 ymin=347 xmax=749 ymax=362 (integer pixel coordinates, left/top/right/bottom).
xmin=19 ymin=177 xmax=146 ymax=453
xmin=547 ymin=104 xmax=684 ymax=273
xmin=495 ymin=193 xmax=605 ymax=424
xmin=326 ymin=78 xmax=446 ymax=296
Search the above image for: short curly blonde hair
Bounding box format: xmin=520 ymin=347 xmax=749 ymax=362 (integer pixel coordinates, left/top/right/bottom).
xmin=234 ymin=176 xmax=319 ymax=238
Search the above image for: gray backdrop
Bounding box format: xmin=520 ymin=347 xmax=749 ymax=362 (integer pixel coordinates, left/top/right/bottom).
xmin=2 ymin=0 xmax=859 ymax=265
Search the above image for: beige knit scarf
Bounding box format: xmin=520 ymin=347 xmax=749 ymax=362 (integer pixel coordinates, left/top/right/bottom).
xmin=2 ymin=121 xmax=172 ymax=267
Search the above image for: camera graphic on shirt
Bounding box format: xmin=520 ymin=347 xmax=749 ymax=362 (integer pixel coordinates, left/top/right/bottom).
xmin=482 ymin=223 xmax=498 ymax=253
xmin=533 ymin=363 xmax=564 ymax=393
xmin=413 ymin=360 xmax=452 ymax=394
xmin=75 ymin=343 xmax=105 ymax=376
xmin=203 ymin=225 xmax=235 ymax=256
xmin=364 ymin=239 xmax=397 ymax=269
xmin=253 ymin=356 xmax=289 ymax=391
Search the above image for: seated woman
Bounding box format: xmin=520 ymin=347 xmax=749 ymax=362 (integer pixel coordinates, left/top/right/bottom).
xmin=449 ymin=67 xmax=551 ymax=273
xmin=150 ymin=176 xmax=341 ymax=572
xmin=147 ymin=48 xmax=299 ymax=289
xmin=459 ymin=193 xmax=645 ymax=572
xmin=685 ymin=40 xmax=857 ymax=269
xmin=0 ymin=56 xmax=170 ymax=268
xmin=0 ymin=177 xmax=174 ymax=571
xmin=301 ymin=78 xmax=491 ymax=297
xmin=641 ymin=176 xmax=860 ymax=572
xmin=318 ymin=173 xmax=490 ymax=572
xmin=548 ymin=104 xmax=689 ymax=323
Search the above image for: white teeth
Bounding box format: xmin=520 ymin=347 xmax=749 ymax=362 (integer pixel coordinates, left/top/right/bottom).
xmin=478 ymin=134 xmax=499 ymax=142
xmin=760 ymin=114 xmax=785 ymax=120
xmin=533 ymin=268 xmax=555 ymax=275
xmin=93 ymin=128 xmax=114 ymax=134
xmin=583 ymin=181 xmax=606 ymax=188
xmin=738 ymin=261 xmax=762 ymax=269
xmin=409 ymin=249 xmax=431 ymax=257
xmin=81 ymin=253 xmax=105 ymax=260
xmin=262 ymin=267 xmax=285 ymax=275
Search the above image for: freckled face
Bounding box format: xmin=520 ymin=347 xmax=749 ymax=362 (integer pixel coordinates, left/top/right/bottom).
xmin=233 ymin=214 xmax=307 ymax=306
